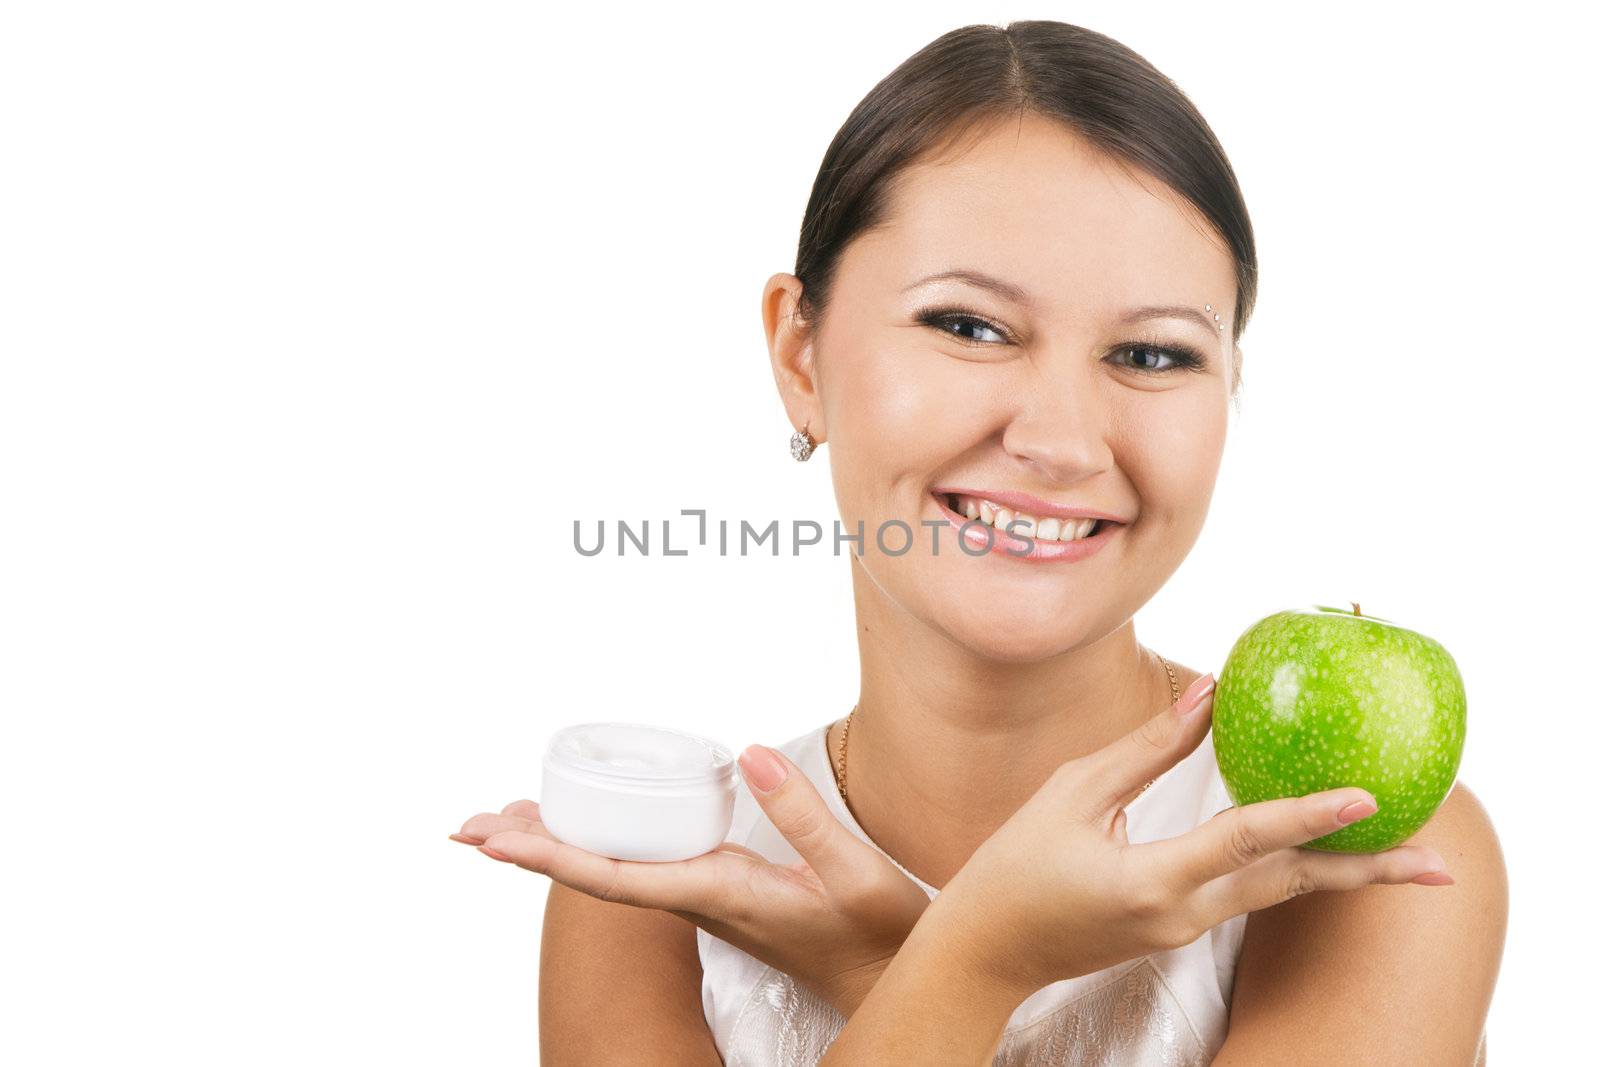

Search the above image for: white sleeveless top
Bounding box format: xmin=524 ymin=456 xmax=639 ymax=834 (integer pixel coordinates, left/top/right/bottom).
xmin=697 ymin=722 xmax=1248 ymax=1066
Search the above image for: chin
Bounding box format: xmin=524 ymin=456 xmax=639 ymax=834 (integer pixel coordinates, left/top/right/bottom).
xmin=928 ymin=604 xmax=1090 ymax=665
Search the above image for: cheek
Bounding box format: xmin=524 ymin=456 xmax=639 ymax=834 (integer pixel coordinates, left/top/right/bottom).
xmin=1117 ymin=392 xmax=1228 ymax=522
xmin=826 ymin=343 xmax=987 ymax=503
xmin=837 ymin=345 xmax=955 ymax=439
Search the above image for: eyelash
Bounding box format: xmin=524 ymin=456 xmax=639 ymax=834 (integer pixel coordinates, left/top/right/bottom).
xmin=914 ymin=305 xmax=1209 ymax=375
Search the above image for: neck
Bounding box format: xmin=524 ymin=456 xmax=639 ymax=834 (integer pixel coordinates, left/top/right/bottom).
xmin=835 ymin=559 xmax=1185 ymax=890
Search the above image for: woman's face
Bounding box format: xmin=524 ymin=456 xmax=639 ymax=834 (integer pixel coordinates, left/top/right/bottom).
xmin=769 ymin=112 xmax=1237 ymax=663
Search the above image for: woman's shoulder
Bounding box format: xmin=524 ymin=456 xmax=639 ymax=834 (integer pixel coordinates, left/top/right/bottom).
xmin=1125 ymin=726 xmax=1236 ymax=842
xmin=721 ymin=722 xmax=834 ymax=849
xmin=756 ymin=721 xmax=834 ymax=799
xmin=1220 ymin=781 xmax=1506 ymax=1060
xmin=773 ymin=721 xmax=832 ymax=764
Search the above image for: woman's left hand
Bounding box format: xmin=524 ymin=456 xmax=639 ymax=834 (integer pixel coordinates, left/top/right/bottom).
xmin=918 ymin=674 xmax=1453 ymax=1000
xmin=817 ymin=677 xmax=1456 ymax=1065
xmin=449 ymin=744 xmax=929 ymax=1017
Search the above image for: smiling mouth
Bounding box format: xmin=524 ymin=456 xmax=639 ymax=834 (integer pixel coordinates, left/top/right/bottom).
xmin=939 ymin=492 xmax=1123 ymax=543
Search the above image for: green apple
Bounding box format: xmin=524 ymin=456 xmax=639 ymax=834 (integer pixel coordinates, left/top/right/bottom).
xmin=1211 ymin=603 xmax=1467 ymax=853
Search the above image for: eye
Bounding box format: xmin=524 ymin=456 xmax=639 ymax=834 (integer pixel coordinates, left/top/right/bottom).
xmin=1108 ymin=340 xmax=1208 ymax=375
xmin=916 ymin=306 xmax=1010 ymax=345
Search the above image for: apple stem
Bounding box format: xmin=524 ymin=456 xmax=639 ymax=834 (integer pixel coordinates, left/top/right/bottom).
xmin=1351 ymin=600 xmax=1362 ymax=616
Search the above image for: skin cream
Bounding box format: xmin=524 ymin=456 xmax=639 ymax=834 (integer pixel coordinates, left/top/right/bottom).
xmin=540 ymin=722 xmax=739 ymax=862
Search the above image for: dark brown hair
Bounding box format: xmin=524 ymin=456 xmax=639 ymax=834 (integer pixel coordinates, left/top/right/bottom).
xmin=793 ymin=20 xmax=1256 ymax=394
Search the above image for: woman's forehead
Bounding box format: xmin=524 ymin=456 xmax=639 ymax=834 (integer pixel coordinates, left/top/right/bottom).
xmin=842 ymin=115 xmax=1234 ymax=314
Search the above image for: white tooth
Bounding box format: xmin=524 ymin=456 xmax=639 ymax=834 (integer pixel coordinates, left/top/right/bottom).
xmin=994 ymin=507 xmax=1015 ymax=532
xmin=1036 ymin=517 xmax=1062 ymax=541
xmin=979 ymin=500 xmax=996 ymax=525
xmin=962 ymin=497 xmax=978 ymax=519
xmin=1014 ymin=512 xmax=1038 ymax=535
xmin=1071 ymin=519 xmax=1096 ymax=540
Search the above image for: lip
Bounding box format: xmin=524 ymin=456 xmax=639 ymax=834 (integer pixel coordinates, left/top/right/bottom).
xmin=931 ymin=492 xmax=1124 ymax=564
xmin=932 ymin=487 xmax=1131 ymax=524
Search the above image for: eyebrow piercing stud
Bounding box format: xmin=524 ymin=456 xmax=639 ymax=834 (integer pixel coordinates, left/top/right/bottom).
xmin=1205 ymin=304 xmax=1223 ymax=331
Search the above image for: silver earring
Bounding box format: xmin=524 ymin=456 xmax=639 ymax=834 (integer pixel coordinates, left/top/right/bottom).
xmin=789 ymin=421 xmax=816 ymax=462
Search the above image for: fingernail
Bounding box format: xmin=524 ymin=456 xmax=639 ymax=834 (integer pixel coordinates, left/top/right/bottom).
xmin=739 ymin=744 xmax=789 ymax=793
xmin=1335 ymin=798 xmax=1378 ymax=825
xmin=1176 ymin=673 xmax=1216 ymax=716
xmin=449 ymin=833 xmax=481 ymax=845
xmin=1411 ymin=870 xmax=1455 ymax=886
xmin=477 ymin=845 xmax=514 ymax=863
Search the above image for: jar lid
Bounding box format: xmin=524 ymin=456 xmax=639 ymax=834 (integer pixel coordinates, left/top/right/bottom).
xmin=544 ymin=722 xmax=736 ymax=788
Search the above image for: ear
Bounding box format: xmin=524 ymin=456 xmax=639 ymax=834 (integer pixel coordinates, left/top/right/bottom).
xmin=762 ymin=273 xmax=825 ymax=442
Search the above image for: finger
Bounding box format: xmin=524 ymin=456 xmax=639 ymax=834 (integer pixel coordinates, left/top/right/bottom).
xmin=1192 ymin=842 xmax=1451 ymax=923
xmin=501 ymin=799 xmax=539 ymax=818
xmin=738 ymin=744 xmax=876 ymax=886
xmin=711 ymin=842 xmax=767 ymax=862
xmin=1156 ymin=786 xmax=1380 ymax=886
xmin=456 ymin=811 xmax=543 ymax=842
xmin=1076 ymin=674 xmax=1216 ymax=815
xmin=479 ymin=828 xmax=726 ymax=913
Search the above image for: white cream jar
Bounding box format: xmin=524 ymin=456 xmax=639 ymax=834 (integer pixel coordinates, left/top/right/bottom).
xmin=540 ymin=722 xmax=739 ymax=862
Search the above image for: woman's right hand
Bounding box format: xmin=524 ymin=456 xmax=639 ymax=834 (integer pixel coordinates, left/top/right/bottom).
xmin=450 ymin=741 xmax=930 ymax=1018
xmin=931 ymin=673 xmax=1456 ymax=999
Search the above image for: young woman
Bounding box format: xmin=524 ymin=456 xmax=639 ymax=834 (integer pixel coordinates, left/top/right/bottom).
xmin=453 ymin=21 xmax=1507 ymax=1064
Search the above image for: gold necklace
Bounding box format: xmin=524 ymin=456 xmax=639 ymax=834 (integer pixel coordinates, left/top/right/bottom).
xmin=833 ymin=652 xmax=1182 ymax=803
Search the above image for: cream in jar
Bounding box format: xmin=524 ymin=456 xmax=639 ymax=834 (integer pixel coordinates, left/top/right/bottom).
xmin=540 ymin=722 xmax=738 ymax=862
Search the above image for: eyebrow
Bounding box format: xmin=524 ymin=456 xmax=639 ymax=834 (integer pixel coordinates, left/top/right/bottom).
xmin=902 ymin=270 xmax=1220 ymax=332
xmin=1117 ymin=304 xmax=1220 ymax=332
xmin=901 ymin=269 xmax=1035 ymax=307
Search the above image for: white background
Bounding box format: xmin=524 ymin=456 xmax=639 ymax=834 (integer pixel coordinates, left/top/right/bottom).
xmin=3 ymin=2 xmax=1594 ymax=1061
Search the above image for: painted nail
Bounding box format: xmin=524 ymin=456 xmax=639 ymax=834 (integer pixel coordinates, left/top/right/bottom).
xmin=1411 ymin=870 xmax=1455 ymax=886
xmin=477 ymin=845 xmax=514 ymax=863
xmin=1176 ymin=673 xmax=1217 ymax=716
xmin=739 ymin=744 xmax=789 ymax=792
xmin=1335 ymin=798 xmax=1378 ymax=825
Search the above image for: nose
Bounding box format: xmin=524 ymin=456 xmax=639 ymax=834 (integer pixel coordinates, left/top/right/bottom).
xmin=999 ymin=374 xmax=1115 ymax=485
